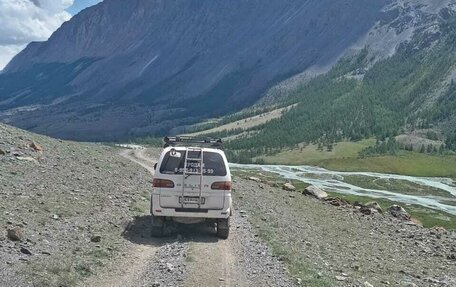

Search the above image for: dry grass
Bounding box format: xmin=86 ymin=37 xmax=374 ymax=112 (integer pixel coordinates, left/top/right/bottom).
xmin=257 ymin=139 xmax=375 ymax=165
xmin=185 ymin=105 xmax=295 ymax=136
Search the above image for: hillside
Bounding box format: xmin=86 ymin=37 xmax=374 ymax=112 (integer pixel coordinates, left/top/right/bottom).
xmin=0 ymin=123 xmax=153 ymax=286
xmin=220 ymin=12 xmax=456 ymax=163
xmin=1 ymin=0 xmax=450 ymax=141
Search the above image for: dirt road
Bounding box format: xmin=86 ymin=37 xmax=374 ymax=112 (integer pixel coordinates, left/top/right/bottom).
xmin=120 ymin=148 xmax=157 ymax=175
xmin=87 ymin=148 xmax=294 ymax=287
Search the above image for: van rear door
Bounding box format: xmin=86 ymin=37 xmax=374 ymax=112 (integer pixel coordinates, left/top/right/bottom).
xmin=158 ymin=149 xmax=228 ymax=210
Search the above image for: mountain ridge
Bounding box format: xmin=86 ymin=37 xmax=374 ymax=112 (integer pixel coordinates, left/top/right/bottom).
xmin=0 ymin=0 xmax=390 ymax=140
xmin=1 ymin=0 xmax=455 ymax=141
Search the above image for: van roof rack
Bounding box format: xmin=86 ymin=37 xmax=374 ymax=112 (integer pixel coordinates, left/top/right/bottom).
xmin=164 ymin=136 xmax=223 ymax=149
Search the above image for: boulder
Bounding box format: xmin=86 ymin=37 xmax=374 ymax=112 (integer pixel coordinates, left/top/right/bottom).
xmin=303 ymin=186 xmax=328 ymax=199
xmin=359 ymin=206 xmax=373 ymax=215
xmin=359 ymin=202 xmax=383 ymax=215
xmin=30 ymin=142 xmax=43 ymax=152
xmin=20 ymin=247 xmax=32 ymax=255
xmin=90 ymin=235 xmax=102 ymax=243
xmin=388 ymin=205 xmax=411 ymax=221
xmin=16 ymin=156 xmax=39 ymax=164
xmin=324 ymin=197 xmax=350 ymax=206
xmin=248 ymin=177 xmax=262 ymax=183
xmin=282 ymin=183 xmax=296 ymax=192
xmin=336 ymin=275 xmax=347 ymax=281
xmin=0 ymin=148 xmax=5 ymax=155
xmin=433 ymin=226 xmax=447 ymax=233
xmin=365 ymin=201 xmax=383 ymax=213
xmin=353 ymin=201 xmax=363 ymax=207
xmin=7 ymin=227 xmax=24 ymax=241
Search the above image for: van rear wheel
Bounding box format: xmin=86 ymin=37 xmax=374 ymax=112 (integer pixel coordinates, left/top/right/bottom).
xmin=151 ymin=214 xmax=164 ymax=237
xmin=216 ymin=217 xmax=230 ymax=239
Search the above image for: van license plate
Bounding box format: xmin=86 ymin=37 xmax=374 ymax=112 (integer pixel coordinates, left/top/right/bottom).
xmin=180 ymin=196 xmax=205 ymax=204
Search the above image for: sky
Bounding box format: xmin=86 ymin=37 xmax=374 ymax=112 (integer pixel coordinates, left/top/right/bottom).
xmin=0 ymin=0 xmax=102 ymax=70
xmin=66 ymin=0 xmax=102 ymax=15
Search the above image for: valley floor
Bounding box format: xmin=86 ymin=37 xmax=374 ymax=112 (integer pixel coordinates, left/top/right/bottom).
xmin=257 ymin=141 xmax=456 ymax=178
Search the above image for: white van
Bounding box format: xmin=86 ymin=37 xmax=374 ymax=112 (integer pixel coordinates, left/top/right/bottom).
xmin=151 ymin=137 xmax=232 ymax=239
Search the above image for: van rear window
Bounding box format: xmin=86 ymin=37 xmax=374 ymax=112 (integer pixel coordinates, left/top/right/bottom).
xmin=159 ymin=150 xmax=227 ymax=176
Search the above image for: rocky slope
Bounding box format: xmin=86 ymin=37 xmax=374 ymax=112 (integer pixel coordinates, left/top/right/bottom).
xmin=3 ymin=0 xmax=453 ymax=141
xmin=0 ymin=123 xmax=153 ymax=286
xmin=234 ymin=175 xmax=456 ymax=286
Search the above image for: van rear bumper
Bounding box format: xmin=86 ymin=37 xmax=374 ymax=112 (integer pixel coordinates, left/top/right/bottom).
xmin=152 ymin=207 xmax=231 ymax=219
xmin=151 ymin=194 xmax=231 ymax=219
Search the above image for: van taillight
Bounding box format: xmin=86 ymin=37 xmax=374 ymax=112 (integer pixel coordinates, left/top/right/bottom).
xmin=211 ymin=181 xmax=232 ymax=190
xmin=153 ymin=179 xmax=174 ymax=188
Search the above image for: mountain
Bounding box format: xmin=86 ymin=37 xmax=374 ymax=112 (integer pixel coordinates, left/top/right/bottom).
xmin=223 ymin=9 xmax=456 ymax=162
xmin=0 ymin=0 xmax=454 ymax=141
xmin=0 ymin=0 xmax=389 ymax=140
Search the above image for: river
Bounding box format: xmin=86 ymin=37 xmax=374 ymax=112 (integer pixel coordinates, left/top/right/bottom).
xmin=230 ymin=163 xmax=456 ymax=215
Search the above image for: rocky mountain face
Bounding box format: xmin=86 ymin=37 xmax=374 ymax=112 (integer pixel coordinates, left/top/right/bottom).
xmin=0 ymin=0 xmax=454 ymax=141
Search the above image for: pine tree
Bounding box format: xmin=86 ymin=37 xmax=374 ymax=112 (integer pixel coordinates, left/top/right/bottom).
xmin=327 ymin=144 xmax=333 ymax=152
xmin=420 ymin=144 xmax=426 ymax=153
xmin=439 ymin=144 xmax=445 ymax=154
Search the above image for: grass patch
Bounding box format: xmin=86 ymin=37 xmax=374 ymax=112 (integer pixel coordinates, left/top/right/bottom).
xmin=232 ymin=169 xmax=310 ymax=191
xmin=258 ymin=142 xmax=456 ymax=178
xmin=24 ymin=231 xmax=121 ymax=286
xmin=74 ymin=262 xmax=94 ymax=277
xmin=441 ymin=200 xmax=456 ymax=207
xmin=342 ymin=175 xmax=454 ymax=197
xmin=86 ymin=248 xmax=111 ymax=260
xmin=232 ymin=169 xmax=282 ymax=182
xmin=27 ymin=258 xmax=79 ymax=287
xmin=129 ymin=190 xmax=150 ymax=214
xmin=129 ymin=204 xmax=145 ymax=213
xmin=290 ymin=180 xmax=310 ymax=191
xmin=317 ymin=152 xmax=456 ymax=178
xmin=185 ymin=245 xmax=196 ymax=263
xmin=258 ymin=139 xmax=375 ymax=165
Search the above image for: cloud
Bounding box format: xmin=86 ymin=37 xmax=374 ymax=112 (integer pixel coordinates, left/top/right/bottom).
xmin=0 ymin=0 xmax=73 ymax=70
xmin=0 ymin=45 xmax=26 ymax=71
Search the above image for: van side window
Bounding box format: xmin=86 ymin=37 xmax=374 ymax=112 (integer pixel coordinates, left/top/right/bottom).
xmin=159 ymin=151 xmax=227 ymax=176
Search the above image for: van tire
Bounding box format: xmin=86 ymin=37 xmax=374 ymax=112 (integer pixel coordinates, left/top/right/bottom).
xmin=216 ymin=217 xmax=230 ymax=239
xmin=151 ymin=215 xmax=164 ymax=238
